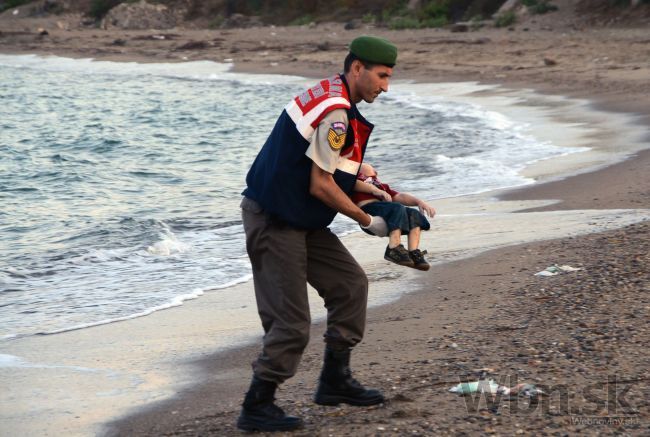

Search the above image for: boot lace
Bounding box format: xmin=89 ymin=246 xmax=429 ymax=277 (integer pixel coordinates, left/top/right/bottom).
xmin=343 ymin=366 xmax=365 ymax=389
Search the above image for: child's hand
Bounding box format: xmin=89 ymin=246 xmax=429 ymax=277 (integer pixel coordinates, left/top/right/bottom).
xmin=418 ymin=201 xmax=436 ymax=218
xmin=374 ymin=189 xmax=392 ymax=202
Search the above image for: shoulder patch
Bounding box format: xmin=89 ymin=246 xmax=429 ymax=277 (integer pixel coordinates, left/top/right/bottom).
xmin=327 ymin=122 xmax=347 ymax=151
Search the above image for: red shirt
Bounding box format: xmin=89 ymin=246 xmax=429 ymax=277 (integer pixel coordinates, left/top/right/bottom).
xmin=351 ymin=174 xmax=399 ymax=204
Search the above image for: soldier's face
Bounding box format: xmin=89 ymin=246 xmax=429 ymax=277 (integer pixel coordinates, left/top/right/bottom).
xmin=350 ymin=61 xmax=392 ymax=104
xmin=358 ymin=64 xmax=392 ymax=103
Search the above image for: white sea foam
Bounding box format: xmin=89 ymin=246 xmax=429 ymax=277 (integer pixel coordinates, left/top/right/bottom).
xmin=0 ymin=54 xmax=306 ymax=85
xmin=392 ymin=94 xmax=516 ymax=131
xmin=40 ymin=288 xmax=206 ymax=335
xmin=204 ymin=273 xmax=253 ymax=292
xmin=146 ymin=233 xmax=191 ymax=256
xmin=433 ymin=154 xmax=535 ymax=195
xmin=0 ymin=353 xmax=23 ymax=367
xmin=0 ymin=353 xmax=99 ymax=372
xmin=67 ymin=247 xmax=132 ymax=265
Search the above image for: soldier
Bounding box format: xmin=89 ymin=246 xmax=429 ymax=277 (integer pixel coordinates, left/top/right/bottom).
xmin=238 ymin=35 xmax=397 ymax=432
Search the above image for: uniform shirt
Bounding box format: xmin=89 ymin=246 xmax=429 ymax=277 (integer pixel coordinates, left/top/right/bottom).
xmin=305 ymin=109 xmax=349 ymax=174
xmin=243 ymin=74 xmax=374 ymax=229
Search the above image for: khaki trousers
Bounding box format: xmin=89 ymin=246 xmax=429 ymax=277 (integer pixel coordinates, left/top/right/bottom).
xmin=241 ymin=198 xmax=368 ymax=384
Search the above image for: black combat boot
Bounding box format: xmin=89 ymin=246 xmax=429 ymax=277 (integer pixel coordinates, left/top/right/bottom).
xmin=314 ymin=346 xmax=385 ymax=406
xmin=236 ymin=376 xmax=303 ymax=432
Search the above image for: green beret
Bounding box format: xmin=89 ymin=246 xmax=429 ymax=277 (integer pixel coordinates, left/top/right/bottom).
xmin=349 ymin=35 xmax=397 ymax=67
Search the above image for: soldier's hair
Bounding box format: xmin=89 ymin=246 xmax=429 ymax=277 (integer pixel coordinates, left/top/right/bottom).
xmin=343 ymin=53 xmax=376 ymax=73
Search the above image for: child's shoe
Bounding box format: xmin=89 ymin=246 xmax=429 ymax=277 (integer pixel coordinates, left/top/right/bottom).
xmin=384 ymin=244 xmax=414 ymax=267
xmin=409 ymin=249 xmax=430 ymax=271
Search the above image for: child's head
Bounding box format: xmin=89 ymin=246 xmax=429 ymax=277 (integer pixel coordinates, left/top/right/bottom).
xmin=359 ymin=163 xmax=378 ymax=178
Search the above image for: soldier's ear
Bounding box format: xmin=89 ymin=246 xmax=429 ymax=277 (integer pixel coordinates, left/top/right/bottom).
xmin=351 ymin=59 xmax=364 ymax=78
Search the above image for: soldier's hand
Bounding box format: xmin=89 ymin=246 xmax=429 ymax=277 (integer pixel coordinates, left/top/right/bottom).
xmin=361 ymin=215 xmax=388 ymax=237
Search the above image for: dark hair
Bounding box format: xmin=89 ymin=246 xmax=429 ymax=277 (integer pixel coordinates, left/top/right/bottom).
xmin=344 ymin=52 xmax=377 ymax=73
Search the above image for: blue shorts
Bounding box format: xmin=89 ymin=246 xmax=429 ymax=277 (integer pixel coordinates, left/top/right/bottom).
xmin=360 ymin=201 xmax=430 ymax=235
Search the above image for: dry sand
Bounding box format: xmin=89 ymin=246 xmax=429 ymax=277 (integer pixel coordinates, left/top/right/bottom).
xmin=1 ymin=4 xmax=649 ymax=436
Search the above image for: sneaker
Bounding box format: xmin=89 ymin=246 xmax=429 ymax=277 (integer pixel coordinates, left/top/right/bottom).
xmin=384 ymin=244 xmax=414 ymax=267
xmin=409 ymin=249 xmax=430 ymax=271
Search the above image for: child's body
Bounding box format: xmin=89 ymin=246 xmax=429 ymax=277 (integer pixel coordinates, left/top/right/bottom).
xmin=352 ymin=163 xmax=436 ymax=270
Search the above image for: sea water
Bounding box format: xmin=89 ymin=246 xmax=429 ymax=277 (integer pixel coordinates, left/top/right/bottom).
xmin=0 ymin=54 xmax=580 ymax=340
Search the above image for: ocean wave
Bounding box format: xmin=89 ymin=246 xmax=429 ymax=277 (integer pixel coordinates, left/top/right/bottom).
xmin=35 ymin=287 xmax=206 ymax=336
xmin=0 ymin=54 xmax=306 ymax=86
xmin=385 ymin=90 xmax=516 ymax=131
xmin=146 ymin=232 xmax=191 ymax=256
xmin=0 ymin=54 xmax=596 ymax=341
xmin=0 ymin=186 xmax=40 ymax=193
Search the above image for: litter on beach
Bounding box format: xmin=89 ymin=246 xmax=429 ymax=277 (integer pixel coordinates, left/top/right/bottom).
xmin=449 ymin=380 xmax=543 ymax=397
xmin=534 ymin=264 xmax=582 ymax=276
xmin=449 ymin=379 xmax=499 ymax=394
xmin=499 ymin=383 xmax=544 ymax=397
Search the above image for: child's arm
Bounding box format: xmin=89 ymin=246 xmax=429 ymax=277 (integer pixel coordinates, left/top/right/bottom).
xmin=354 ymin=180 xmax=392 ymax=202
xmin=392 ymin=192 xmax=436 ymax=218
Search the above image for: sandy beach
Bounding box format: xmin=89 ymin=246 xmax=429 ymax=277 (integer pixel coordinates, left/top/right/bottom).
xmin=1 ymin=1 xmax=649 ymax=435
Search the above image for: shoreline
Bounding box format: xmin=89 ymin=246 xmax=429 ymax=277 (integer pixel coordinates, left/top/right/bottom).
xmin=1 ymin=21 xmax=649 ymax=436
xmin=1 ymin=52 xmax=644 ymax=343
xmin=102 ymin=149 xmax=649 ymax=435
xmin=2 ymin=54 xmax=634 ymax=343
xmin=106 ymin=222 xmax=649 ymax=436
xmin=107 ymin=45 xmax=650 ymax=434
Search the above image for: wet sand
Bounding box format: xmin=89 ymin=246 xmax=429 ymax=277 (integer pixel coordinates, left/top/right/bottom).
xmin=105 ymin=27 xmax=650 ymax=434
xmin=101 ymin=142 xmax=649 ymax=436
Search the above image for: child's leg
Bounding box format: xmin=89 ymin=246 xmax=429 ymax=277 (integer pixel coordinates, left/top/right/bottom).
xmin=407 ymin=226 xmax=429 ymax=270
xmin=384 ymin=229 xmax=413 ymax=267
xmin=406 ymin=226 xmax=421 ymax=251
xmin=388 ymin=229 xmax=402 ymax=248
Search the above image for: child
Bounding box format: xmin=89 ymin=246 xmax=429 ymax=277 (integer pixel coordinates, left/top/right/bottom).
xmin=352 ymin=163 xmax=436 ymax=270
